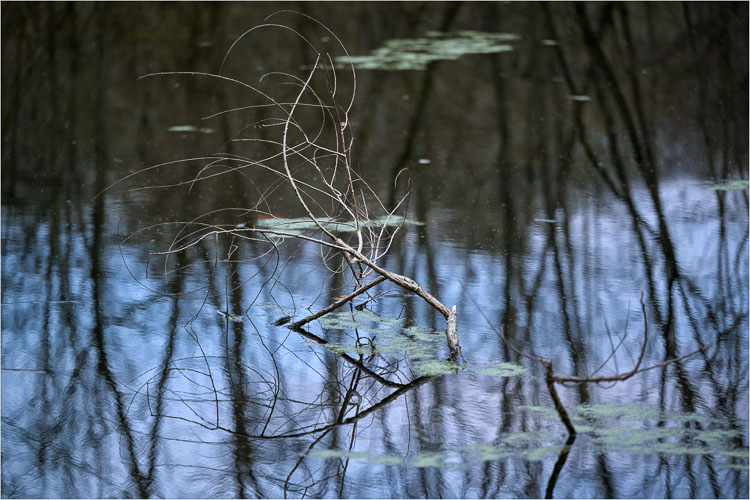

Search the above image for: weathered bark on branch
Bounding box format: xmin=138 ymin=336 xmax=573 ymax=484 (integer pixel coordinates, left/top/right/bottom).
xmin=446 ymin=305 xmax=463 ymax=364
xmin=277 ymin=58 xmax=464 ymax=366
xmin=325 ymin=239 xmax=464 ymax=361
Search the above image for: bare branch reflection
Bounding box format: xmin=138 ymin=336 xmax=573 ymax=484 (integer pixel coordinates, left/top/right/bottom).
xmin=2 ymin=2 xmax=747 ymax=498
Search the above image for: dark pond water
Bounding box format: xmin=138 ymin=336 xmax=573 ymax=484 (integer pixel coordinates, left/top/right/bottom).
xmin=2 ymin=2 xmax=748 ymax=498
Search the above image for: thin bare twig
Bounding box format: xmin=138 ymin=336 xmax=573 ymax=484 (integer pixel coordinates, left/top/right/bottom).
xmin=288 ymin=276 xmax=387 ymax=329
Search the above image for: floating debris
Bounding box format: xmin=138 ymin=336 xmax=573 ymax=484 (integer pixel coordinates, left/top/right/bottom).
xmin=216 ymin=309 xmax=243 ymax=322
xmin=272 ymin=315 xmax=293 ymax=326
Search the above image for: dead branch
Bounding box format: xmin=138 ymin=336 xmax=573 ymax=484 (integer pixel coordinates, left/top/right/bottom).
xmin=117 ymin=18 xmax=469 ymax=451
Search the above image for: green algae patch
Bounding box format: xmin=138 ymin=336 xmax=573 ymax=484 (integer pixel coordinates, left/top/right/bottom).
xmin=312 ymin=309 xmax=445 ymax=361
xmin=402 ymin=324 xmax=439 ymax=341
xmin=716 ymin=449 xmax=750 ymax=459
xmin=693 ymin=429 xmax=744 ymax=444
xmin=312 ymin=309 xmax=532 ymax=382
xmin=312 ymin=449 xmax=371 ymax=460
xmin=562 ymin=403 xmax=748 ymax=463
xmin=724 ymin=463 xmax=749 ymax=471
xmin=521 ymin=445 xmax=565 ymax=461
xmin=311 ymin=449 xmax=444 ymax=468
xmin=316 ymin=309 xmax=404 ymax=331
xmin=311 ymin=449 xmax=400 ymax=465
xmin=707 ymin=179 xmax=749 ymax=191
xmin=592 ymin=426 xmax=685 ymax=448
xmin=311 ymin=443 xmax=565 ymax=470
xmin=412 ymin=359 xmax=460 ymax=376
xmin=314 ymin=313 xmax=530 ymax=379
xmin=322 ymin=342 xmax=373 ymax=356
xmin=575 ymin=402 xmax=662 ymax=421
xmin=167 ymin=125 xmax=214 ymax=133
xmin=476 ymin=362 xmax=528 ymax=377
xmin=366 ymin=455 xmax=405 ymax=466
xmin=311 ymin=403 xmax=747 ymax=472
xmin=673 ymin=413 xmax=722 ymax=424
xmin=338 ymin=31 xmax=519 ymax=71
xmin=316 ymin=309 xmax=407 ymax=337
xmin=408 ymin=452 xmax=445 ymax=468
xmin=462 ymin=435 xmax=561 ymax=463
xmin=310 ymin=307 xmax=530 ymax=378
xmin=317 ymin=314 xmax=365 ymax=331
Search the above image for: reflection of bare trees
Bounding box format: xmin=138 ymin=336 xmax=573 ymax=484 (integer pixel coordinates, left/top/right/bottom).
xmin=2 ymin=2 xmax=747 ymax=499
xmin=476 ymin=3 xmax=747 ymax=497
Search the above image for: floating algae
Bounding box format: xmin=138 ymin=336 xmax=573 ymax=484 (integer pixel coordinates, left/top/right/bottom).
xmin=337 ymin=31 xmax=520 ymax=71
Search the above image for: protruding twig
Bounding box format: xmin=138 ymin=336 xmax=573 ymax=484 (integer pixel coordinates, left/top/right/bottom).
xmin=445 ymin=305 xmax=464 ymax=364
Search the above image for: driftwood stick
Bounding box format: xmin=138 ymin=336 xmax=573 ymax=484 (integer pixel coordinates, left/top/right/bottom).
xmin=341 ymin=241 xmax=452 ymax=318
xmin=328 ymin=239 xmax=463 ymax=360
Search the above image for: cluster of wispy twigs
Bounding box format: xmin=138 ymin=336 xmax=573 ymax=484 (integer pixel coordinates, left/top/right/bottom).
xmin=114 ymin=12 xmax=711 ymax=448
xmin=104 ymin=11 xmax=463 ymax=363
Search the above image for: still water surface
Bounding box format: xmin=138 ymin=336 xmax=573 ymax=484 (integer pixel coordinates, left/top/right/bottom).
xmin=2 ymin=3 xmax=748 ymax=498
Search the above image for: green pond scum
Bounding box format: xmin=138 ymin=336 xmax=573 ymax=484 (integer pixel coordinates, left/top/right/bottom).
xmin=526 ymin=403 xmax=747 ymax=467
xmin=412 ymin=359 xmax=460 ymax=376
xmin=476 ymin=361 xmax=529 ymax=377
xmin=318 ymin=310 xmax=445 ymax=361
xmin=311 ymin=404 xmax=746 ymax=470
xmin=337 ymin=31 xmax=520 ymax=71
xmin=311 ymin=433 xmax=564 ymax=470
xmin=298 ymin=305 xmax=745 ymax=471
xmin=707 ymin=179 xmax=749 ymax=191
xmin=313 ymin=307 xmax=530 ymax=377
